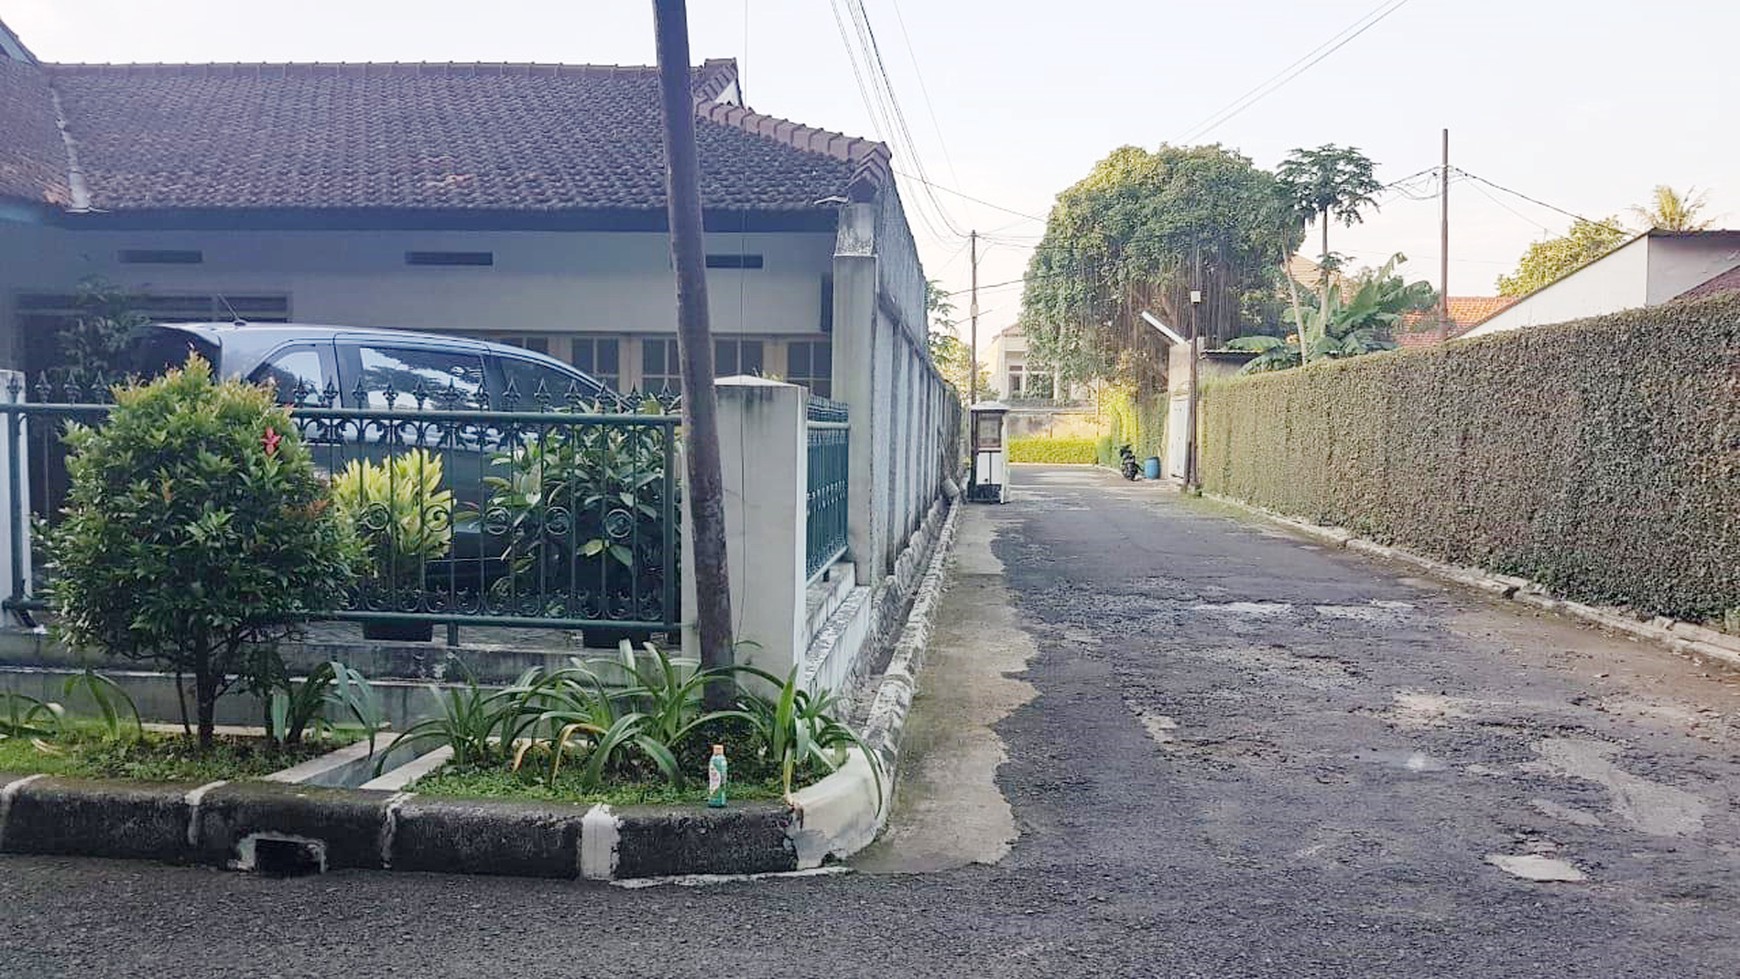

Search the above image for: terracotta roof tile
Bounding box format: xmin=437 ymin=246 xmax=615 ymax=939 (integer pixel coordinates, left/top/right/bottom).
xmin=0 ymin=58 xmax=70 ymax=206
xmin=4 ymin=58 xmax=870 ymax=214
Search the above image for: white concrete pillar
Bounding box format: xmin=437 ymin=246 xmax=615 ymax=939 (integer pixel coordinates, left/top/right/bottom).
xmin=0 ymin=369 xmax=31 ymax=623
xmin=711 ymin=377 xmax=808 ymax=682
xmin=832 ymin=203 xmax=882 ymax=582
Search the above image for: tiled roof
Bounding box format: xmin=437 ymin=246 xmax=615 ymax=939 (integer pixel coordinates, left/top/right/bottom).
xmin=1395 ymin=296 xmax=1519 ymax=346
xmin=0 ymin=57 xmax=881 ymax=214
xmin=0 ymin=58 xmax=70 ymax=205
xmin=1675 ymin=263 xmax=1740 ymax=300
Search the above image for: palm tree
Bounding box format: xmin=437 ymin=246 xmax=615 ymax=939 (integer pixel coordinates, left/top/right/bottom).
xmin=1277 ymin=145 xmax=1382 ymax=357
xmin=1630 ymin=185 xmax=1714 ymax=232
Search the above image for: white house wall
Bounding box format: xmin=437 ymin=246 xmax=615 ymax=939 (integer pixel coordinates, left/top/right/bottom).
xmin=1643 ymin=234 xmax=1740 ymax=304
xmin=1462 ymin=235 xmax=1651 ymax=338
xmin=2 ymin=225 xmax=835 ymax=338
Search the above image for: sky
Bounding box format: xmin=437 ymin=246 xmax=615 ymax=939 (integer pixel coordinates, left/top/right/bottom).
xmin=5 ymin=0 xmax=1736 ymax=339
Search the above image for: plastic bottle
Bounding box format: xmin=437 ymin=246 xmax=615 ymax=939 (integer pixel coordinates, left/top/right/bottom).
xmin=706 ymin=744 xmax=728 ymax=808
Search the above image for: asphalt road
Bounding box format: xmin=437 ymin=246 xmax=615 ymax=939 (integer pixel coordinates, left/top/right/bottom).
xmin=4 ymin=465 xmax=1738 ymax=978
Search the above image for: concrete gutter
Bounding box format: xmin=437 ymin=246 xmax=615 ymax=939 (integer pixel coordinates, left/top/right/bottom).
xmin=1204 ymin=492 xmax=1740 ymax=672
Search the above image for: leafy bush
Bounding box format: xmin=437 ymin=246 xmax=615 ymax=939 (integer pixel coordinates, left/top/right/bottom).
xmin=1199 ymin=292 xmax=1740 ymax=623
xmin=481 ymin=416 xmax=675 ymax=618
xmin=47 ymin=356 xmax=357 ymax=746
xmin=331 ymin=449 xmax=454 ymax=580
xmin=1008 ymin=437 xmax=1098 ymax=464
xmin=387 ymin=644 xmax=868 ymax=801
xmin=1095 ymin=435 xmax=1117 ymax=468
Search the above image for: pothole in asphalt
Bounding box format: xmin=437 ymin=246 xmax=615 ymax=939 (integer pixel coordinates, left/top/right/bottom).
xmin=1485 ymin=853 xmax=1587 ymax=882
xmin=1355 ymin=748 xmax=1451 ymax=772
xmin=1530 ymin=798 xmax=1605 ymax=827
xmin=1187 ymin=645 xmax=1357 ymax=690
xmin=1188 ymin=600 xmax=1294 ymax=617
xmin=1312 ymin=601 xmax=1417 ymax=623
xmin=1387 ymin=692 xmax=1475 ymax=729
xmin=1525 ymin=738 xmax=1709 ymax=837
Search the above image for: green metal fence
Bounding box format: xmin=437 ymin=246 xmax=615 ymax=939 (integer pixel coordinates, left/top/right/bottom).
xmin=3 ymin=374 xmax=682 ymax=643
xmin=805 ymin=397 xmax=850 ymax=582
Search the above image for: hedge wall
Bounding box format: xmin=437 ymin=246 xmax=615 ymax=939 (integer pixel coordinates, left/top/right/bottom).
xmin=1009 ymin=437 xmax=1098 ymax=464
xmin=1097 ymin=385 xmax=1165 ymax=466
xmin=1199 ymin=292 xmax=1740 ymax=623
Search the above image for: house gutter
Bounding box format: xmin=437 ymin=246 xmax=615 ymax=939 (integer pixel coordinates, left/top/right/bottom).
xmin=47 ymin=86 xmax=92 ymax=213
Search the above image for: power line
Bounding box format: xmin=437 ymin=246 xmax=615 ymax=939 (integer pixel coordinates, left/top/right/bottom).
xmin=891 ymin=168 xmax=1050 ymax=224
xmin=841 ymin=0 xmax=967 ymax=238
xmin=885 ymin=0 xmax=960 ymax=187
xmin=1174 ymin=0 xmax=1416 ymax=144
xmin=1454 ymin=168 xmax=1632 ymax=233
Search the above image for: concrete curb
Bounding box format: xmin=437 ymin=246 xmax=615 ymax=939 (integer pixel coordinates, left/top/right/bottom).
xmin=1204 ymin=492 xmax=1740 ymax=672
xmin=787 ymin=496 xmax=962 ymax=868
xmin=0 ymin=500 xmax=968 ymax=880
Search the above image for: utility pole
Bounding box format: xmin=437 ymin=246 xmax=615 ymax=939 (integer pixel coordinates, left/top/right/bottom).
xmin=1439 ymin=127 xmax=1451 ymax=341
xmin=968 ymin=229 xmax=979 ymax=404
xmin=652 ymin=0 xmax=733 ymax=708
xmin=1186 ymin=245 xmax=1201 ymax=495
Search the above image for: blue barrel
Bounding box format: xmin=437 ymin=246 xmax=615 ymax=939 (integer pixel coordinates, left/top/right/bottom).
xmin=1143 ymin=456 xmax=1161 ymax=480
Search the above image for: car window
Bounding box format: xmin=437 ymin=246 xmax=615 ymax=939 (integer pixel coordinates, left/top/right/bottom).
xmin=355 ymin=345 xmax=485 ymax=407
xmin=499 ymin=356 xmax=597 ymax=408
xmin=251 ymin=346 xmax=327 ymax=404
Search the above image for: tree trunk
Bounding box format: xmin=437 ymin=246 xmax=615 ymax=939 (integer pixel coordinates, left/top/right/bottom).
xmin=651 ymin=0 xmax=735 ymax=711
xmin=192 ymin=657 xmax=217 ymax=751
xmin=1318 ymin=211 xmax=1332 ymax=355
xmin=1282 ymin=245 xmax=1307 ymax=366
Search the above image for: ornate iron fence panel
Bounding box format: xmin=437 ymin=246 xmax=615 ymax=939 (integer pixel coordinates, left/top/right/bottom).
xmin=806 ymin=396 xmax=849 ymax=582
xmin=2 ymin=375 xmax=681 ymax=639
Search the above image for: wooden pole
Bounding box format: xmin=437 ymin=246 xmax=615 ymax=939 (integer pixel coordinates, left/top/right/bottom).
xmin=968 ymin=229 xmax=979 ymax=404
xmin=652 ymin=0 xmax=734 ymax=706
xmin=1439 ymin=128 xmax=1451 ymax=340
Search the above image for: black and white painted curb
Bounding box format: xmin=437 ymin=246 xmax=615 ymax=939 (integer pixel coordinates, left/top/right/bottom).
xmin=1204 ymin=491 xmax=1740 ymax=672
xmin=0 ymin=499 xmax=966 ymax=880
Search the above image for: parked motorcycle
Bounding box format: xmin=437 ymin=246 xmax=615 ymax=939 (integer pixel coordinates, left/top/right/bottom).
xmin=1117 ymin=443 xmax=1140 ymax=481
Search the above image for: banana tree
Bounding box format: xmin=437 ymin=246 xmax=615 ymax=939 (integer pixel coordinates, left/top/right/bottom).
xmin=1229 ymin=254 xmax=1436 ymax=374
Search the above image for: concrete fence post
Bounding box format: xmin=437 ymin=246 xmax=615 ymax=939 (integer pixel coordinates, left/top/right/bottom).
xmin=702 ymin=376 xmax=808 ymax=683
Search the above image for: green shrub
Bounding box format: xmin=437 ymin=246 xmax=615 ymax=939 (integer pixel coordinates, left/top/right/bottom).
xmin=1095 ymin=434 xmax=1117 ymax=467
xmin=1008 ymin=437 xmax=1098 ymax=464
xmin=48 ymin=355 xmax=357 ymax=746
xmin=1198 ymin=293 xmax=1740 ymax=622
xmin=331 ymin=449 xmax=454 ymax=581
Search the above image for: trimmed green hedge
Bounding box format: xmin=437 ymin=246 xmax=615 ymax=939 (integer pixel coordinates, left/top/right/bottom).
xmin=1009 ymin=437 xmax=1099 ymax=464
xmin=1199 ymin=293 xmax=1740 ymax=623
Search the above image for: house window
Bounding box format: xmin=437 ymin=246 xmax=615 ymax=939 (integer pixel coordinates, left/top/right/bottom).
xmin=570 ymin=337 xmax=621 ymax=391
xmin=786 ymin=340 xmax=832 ymax=398
xmin=705 ymin=254 xmax=764 ymax=269
xmin=714 ymin=339 xmax=764 ymax=377
xmin=492 ymin=335 xmax=551 ymax=356
xmin=406 ymin=251 xmax=494 ymax=267
xmin=641 ymin=338 xmax=682 ymax=395
xmin=118 ymin=249 xmax=203 ymax=265
xmin=1007 ymin=364 xmax=1024 ymax=398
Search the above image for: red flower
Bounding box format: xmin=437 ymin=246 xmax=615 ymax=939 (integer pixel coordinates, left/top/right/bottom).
xmin=262 ymin=426 xmax=282 ymax=457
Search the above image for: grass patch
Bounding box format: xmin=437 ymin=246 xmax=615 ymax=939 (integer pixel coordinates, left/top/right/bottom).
xmin=0 ymin=727 xmax=354 ymax=782
xmin=412 ymin=763 xmax=797 ymax=808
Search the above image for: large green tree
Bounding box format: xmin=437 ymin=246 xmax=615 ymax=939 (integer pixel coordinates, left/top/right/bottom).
xmin=1496 ymin=218 xmax=1630 ymax=297
xmin=1020 ymin=144 xmax=1302 ymax=389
